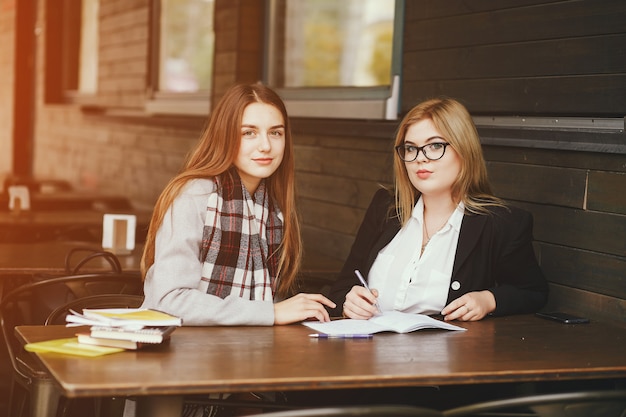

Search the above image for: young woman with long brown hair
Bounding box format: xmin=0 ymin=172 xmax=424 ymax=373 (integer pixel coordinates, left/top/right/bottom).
xmin=141 ymin=83 xmax=334 ymax=325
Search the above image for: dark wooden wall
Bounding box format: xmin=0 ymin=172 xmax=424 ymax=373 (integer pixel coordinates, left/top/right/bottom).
xmin=482 ymin=135 xmax=625 ymax=323
xmin=402 ymin=0 xmax=626 ymax=116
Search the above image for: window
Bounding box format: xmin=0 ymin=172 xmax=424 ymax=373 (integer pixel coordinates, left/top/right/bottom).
xmin=265 ymin=0 xmax=402 ymax=120
xmin=78 ymin=0 xmax=99 ymax=94
xmin=146 ymin=0 xmax=215 ymax=116
xmin=44 ymin=0 xmax=99 ymax=102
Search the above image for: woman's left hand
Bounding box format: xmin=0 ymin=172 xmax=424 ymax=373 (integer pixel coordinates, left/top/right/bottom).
xmin=441 ymin=290 xmax=496 ymax=321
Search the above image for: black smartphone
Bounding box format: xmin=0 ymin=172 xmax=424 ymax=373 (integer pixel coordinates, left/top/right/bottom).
xmin=536 ymin=312 xmax=590 ymax=324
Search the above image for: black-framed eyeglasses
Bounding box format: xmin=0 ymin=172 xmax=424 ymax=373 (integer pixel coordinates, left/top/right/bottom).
xmin=395 ymin=142 xmax=450 ymax=162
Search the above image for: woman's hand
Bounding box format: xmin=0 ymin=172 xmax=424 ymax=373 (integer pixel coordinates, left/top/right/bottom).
xmin=274 ymin=293 xmax=336 ymax=325
xmin=441 ymin=290 xmax=496 ymax=321
xmin=342 ymin=285 xmax=380 ymax=320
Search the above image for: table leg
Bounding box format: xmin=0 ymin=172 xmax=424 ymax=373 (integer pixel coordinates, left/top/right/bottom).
xmin=135 ymin=395 xmax=183 ymax=417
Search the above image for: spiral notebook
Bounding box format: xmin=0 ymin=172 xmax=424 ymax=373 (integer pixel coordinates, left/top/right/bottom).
xmin=88 ymin=325 xmax=177 ymax=344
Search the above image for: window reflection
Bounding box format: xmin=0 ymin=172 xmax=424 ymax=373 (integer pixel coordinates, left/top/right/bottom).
xmin=79 ymin=0 xmax=99 ymax=93
xmin=280 ymin=0 xmax=395 ymax=88
xmin=159 ymin=0 xmax=214 ymax=93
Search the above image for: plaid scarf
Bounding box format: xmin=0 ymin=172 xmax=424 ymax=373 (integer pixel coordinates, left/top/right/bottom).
xmin=200 ymin=170 xmax=283 ymax=300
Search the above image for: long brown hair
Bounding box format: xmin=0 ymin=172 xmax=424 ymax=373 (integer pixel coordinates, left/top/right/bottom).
xmin=393 ymin=97 xmax=504 ymax=225
xmin=141 ymin=83 xmax=302 ymax=298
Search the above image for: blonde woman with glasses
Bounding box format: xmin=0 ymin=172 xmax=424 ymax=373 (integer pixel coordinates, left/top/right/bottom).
xmin=328 ymin=97 xmax=548 ymax=321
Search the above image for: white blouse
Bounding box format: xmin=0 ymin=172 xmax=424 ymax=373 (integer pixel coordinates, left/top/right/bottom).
xmin=368 ymin=198 xmax=464 ymax=315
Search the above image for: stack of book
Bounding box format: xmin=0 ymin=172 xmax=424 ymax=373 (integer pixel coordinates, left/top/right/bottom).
xmin=65 ymin=308 xmax=182 ymax=350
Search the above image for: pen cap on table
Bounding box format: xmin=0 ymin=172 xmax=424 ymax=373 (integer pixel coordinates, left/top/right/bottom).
xmin=102 ymin=214 xmax=136 ymax=254
xmin=8 ymin=185 xmax=31 ymax=212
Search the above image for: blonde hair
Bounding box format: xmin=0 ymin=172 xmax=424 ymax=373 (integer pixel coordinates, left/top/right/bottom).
xmin=141 ymin=83 xmax=302 ymax=298
xmin=393 ymin=97 xmax=504 ymax=225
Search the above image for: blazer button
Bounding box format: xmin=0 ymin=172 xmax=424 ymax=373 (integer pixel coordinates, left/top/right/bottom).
xmin=451 ymin=281 xmax=461 ymax=291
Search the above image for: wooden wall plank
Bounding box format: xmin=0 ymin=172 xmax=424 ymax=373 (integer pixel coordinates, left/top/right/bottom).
xmin=298 ymin=198 xmax=365 ymax=237
xmin=514 ymin=202 xmax=626 ymax=256
xmin=587 ymin=171 xmax=626 ymax=215
xmin=487 ymin=162 xmax=586 ymax=208
xmin=404 ymin=34 xmax=626 ymax=80
xmin=315 ymin=148 xmax=393 ymax=183
xmin=482 ymin=145 xmax=626 ymax=172
xmin=296 ymin=172 xmax=386 ymax=209
xmin=539 ymin=244 xmax=626 ymax=299
xmin=292 ymin=118 xmax=397 ymax=141
xmin=402 ymin=75 xmax=626 ymax=116
xmin=301 ymin=224 xmax=354 ymax=263
xmin=405 ymin=1 xmax=626 ymax=50
xmin=406 ymin=0 xmax=569 ymax=20
xmin=480 ymin=128 xmax=626 ymax=155
xmin=543 ymin=283 xmax=626 ymax=323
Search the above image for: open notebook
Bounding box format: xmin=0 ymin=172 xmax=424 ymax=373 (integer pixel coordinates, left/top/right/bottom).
xmin=303 ymin=310 xmax=466 ymax=335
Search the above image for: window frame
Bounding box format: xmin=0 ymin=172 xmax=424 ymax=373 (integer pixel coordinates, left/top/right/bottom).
xmin=144 ymin=0 xmax=213 ymax=117
xmin=264 ymin=0 xmax=404 ymax=120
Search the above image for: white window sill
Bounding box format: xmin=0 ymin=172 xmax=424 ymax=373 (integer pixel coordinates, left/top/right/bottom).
xmin=280 ymin=75 xmax=400 ymax=120
xmin=145 ymin=92 xmax=210 ymax=116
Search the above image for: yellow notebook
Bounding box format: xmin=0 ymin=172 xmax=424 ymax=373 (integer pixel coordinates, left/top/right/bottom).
xmin=87 ymin=309 xmax=180 ymax=323
xmin=25 ymin=337 xmax=124 ymax=357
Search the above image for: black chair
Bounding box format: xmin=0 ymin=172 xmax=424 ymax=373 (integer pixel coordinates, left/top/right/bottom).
xmin=63 ymin=247 xmax=123 ymax=274
xmin=442 ymin=389 xmax=626 ymax=417
xmin=0 ymin=272 xmax=143 ymax=417
xmin=244 ymin=405 xmax=443 ymax=417
xmin=49 ymin=293 xmax=144 ymax=417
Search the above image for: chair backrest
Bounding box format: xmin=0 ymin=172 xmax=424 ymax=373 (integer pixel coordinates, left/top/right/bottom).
xmin=0 ymin=272 xmax=144 ymax=381
xmin=443 ymin=389 xmax=626 ymax=417
xmin=46 ymin=293 xmax=144 ymax=325
xmin=64 ymin=247 xmax=123 ymax=274
xmin=246 ymin=405 xmax=443 ymax=417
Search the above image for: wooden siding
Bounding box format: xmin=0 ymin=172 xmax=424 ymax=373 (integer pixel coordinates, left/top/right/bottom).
xmin=294 ymin=127 xmax=395 ymax=259
xmin=212 ymin=0 xmax=264 ymax=105
xmin=482 ymin=137 xmax=625 ymax=322
xmin=402 ymin=0 xmax=626 ymax=116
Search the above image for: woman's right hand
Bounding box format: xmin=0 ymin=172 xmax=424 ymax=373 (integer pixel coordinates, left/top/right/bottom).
xmin=273 ymin=293 xmax=336 ymax=325
xmin=342 ymin=285 xmax=379 ymax=320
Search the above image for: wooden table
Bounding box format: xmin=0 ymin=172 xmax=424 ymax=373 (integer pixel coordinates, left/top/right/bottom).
xmin=15 ymin=315 xmax=626 ymax=416
xmin=0 ymin=209 xmax=152 ymax=243
xmin=0 ymin=241 xmax=144 ymax=276
xmin=0 ymin=191 xmax=133 ymax=211
xmin=0 ymin=241 xmax=144 ymax=301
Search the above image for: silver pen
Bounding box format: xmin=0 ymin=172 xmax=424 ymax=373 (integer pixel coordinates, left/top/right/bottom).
xmin=308 ymin=334 xmax=373 ymax=339
xmin=354 ymin=270 xmax=382 ymax=314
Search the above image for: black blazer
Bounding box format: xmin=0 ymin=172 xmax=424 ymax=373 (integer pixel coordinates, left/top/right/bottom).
xmin=328 ymin=188 xmax=549 ymax=317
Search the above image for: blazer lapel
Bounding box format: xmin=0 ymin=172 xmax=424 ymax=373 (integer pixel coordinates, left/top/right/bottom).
xmin=453 ymin=213 xmax=487 ymax=276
